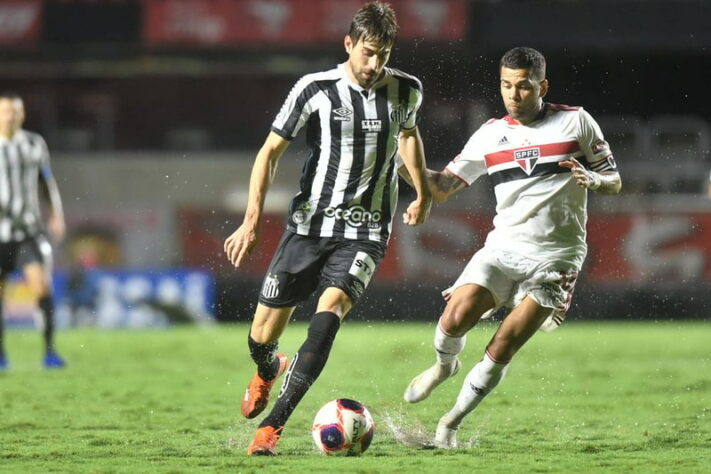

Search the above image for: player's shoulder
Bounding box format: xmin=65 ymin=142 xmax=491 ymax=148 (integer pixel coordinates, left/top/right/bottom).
xmin=546 ymin=103 xmax=582 ymax=113
xmin=290 ymin=67 xmax=341 ymax=93
xmin=299 ymin=66 xmax=342 ymax=84
xmin=17 ymin=129 xmax=47 ymax=145
xmin=385 ymin=67 xmax=423 ymax=92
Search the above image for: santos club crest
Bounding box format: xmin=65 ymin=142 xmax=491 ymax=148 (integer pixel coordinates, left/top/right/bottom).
xmin=514 ymin=147 xmax=540 ymax=175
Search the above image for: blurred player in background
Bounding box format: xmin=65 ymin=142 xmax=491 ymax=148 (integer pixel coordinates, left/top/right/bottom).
xmin=401 ymin=47 xmax=621 ymax=447
xmin=224 ymin=1 xmax=432 ymax=455
xmin=0 ymin=92 xmax=66 ymax=370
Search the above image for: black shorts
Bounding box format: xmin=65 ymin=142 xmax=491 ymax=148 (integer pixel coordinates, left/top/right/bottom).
xmin=0 ymin=236 xmax=51 ymax=279
xmin=258 ymin=231 xmax=387 ymax=308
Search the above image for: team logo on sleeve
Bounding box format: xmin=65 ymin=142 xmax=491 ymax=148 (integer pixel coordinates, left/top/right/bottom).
xmin=332 ymin=107 xmax=353 ymax=121
xmin=390 ymin=101 xmax=408 ymax=124
xmin=591 ymin=139 xmax=610 ymax=155
xmin=514 ymin=147 xmax=540 ymax=175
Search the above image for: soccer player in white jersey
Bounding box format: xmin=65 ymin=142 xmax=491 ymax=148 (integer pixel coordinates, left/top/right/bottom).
xmin=401 ymin=47 xmax=621 ymax=448
xmin=224 ymin=2 xmax=432 ymax=455
xmin=0 ymin=92 xmax=66 ymax=370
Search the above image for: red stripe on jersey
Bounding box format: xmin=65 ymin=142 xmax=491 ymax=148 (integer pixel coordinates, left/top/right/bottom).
xmin=547 ymin=103 xmax=580 ymax=111
xmin=484 ymin=140 xmax=580 ymax=168
xmin=443 ymin=167 xmax=470 ymax=186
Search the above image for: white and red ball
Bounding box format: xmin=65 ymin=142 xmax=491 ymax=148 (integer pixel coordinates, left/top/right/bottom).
xmin=312 ymin=398 xmax=375 ymax=456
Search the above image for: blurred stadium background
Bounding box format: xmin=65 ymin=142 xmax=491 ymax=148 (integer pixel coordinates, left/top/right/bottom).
xmin=1 ymin=0 xmax=709 ymax=329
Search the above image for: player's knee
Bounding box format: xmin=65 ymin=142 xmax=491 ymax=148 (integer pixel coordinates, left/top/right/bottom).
xmin=440 ymin=286 xmax=492 ymax=335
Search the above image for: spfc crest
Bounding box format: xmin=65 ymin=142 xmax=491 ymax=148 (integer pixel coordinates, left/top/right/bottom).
xmin=514 ymin=147 xmax=540 ymax=175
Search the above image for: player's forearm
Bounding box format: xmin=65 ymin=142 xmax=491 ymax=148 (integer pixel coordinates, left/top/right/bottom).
xmin=243 ymin=149 xmax=279 ymax=227
xmin=399 ymin=132 xmax=432 ymax=203
xmin=590 ymin=171 xmax=622 ymax=195
xmin=41 ymin=175 xmax=65 ymax=222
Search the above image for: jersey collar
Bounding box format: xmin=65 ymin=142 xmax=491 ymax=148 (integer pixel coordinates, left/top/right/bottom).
xmin=339 ymin=63 xmax=389 ymax=95
xmin=503 ymin=102 xmax=549 ymax=126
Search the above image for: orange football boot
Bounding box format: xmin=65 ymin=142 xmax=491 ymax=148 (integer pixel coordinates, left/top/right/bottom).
xmin=241 ymin=353 xmax=289 ymax=419
xmin=247 ymin=426 xmax=284 ymax=456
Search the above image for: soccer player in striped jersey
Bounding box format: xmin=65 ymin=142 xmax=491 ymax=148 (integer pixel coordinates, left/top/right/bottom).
xmin=401 ymin=47 xmax=622 ymax=448
xmin=223 ymin=2 xmax=432 ymax=455
xmin=0 ymin=92 xmax=66 ymax=370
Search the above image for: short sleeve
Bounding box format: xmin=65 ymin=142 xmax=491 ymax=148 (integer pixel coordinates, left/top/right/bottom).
xmin=30 ymin=133 xmax=52 ymax=179
xmin=578 ymin=109 xmax=617 ymax=173
xmin=444 ymin=126 xmax=488 ymax=185
xmin=401 ymin=82 xmax=423 ymax=131
xmin=271 ymin=75 xmax=320 ymax=140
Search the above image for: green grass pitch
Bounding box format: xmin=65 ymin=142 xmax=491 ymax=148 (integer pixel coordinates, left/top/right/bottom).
xmin=1 ymin=321 xmax=709 ymax=473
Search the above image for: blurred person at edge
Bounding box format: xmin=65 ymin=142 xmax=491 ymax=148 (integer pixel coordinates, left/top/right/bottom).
xmin=0 ymin=92 xmax=67 ymax=370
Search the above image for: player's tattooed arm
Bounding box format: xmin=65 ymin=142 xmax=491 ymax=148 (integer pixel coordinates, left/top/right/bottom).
xmin=559 ymin=157 xmax=622 ymax=194
xmin=430 ymin=170 xmax=467 ymax=202
xmin=398 ymin=167 xmax=465 ymax=203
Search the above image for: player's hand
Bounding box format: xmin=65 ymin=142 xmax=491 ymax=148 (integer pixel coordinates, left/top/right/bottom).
xmin=47 ymin=214 xmax=66 ymax=242
xmin=224 ymin=223 xmax=259 ymax=267
xmin=402 ymin=195 xmax=432 ymax=226
xmin=559 ymin=157 xmax=601 ymax=190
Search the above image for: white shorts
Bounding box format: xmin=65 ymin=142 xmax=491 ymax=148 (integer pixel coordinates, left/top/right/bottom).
xmin=442 ymin=246 xmax=580 ymax=332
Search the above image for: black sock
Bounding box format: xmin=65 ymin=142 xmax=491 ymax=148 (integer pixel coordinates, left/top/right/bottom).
xmin=260 ymin=311 xmax=341 ymax=429
xmin=248 ymin=335 xmax=280 ymax=381
xmin=0 ymin=296 xmax=5 ymax=357
xmin=38 ymin=295 xmax=54 ymax=354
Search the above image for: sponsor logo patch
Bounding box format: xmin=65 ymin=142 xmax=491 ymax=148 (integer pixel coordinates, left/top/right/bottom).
xmin=332 ymin=107 xmax=353 ymax=121
xmin=497 ymin=136 xmax=509 ymax=146
xmin=514 ymin=147 xmax=540 ymax=175
xmin=361 ymin=119 xmax=382 ymax=132
xmin=348 ymin=251 xmax=376 ymax=287
xmin=324 ymin=205 xmax=382 ymax=228
xmin=591 ymin=139 xmax=609 ymax=155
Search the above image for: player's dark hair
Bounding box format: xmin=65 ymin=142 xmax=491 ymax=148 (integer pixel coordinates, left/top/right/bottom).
xmin=348 ymin=1 xmax=398 ymax=47
xmin=0 ymin=91 xmax=23 ymax=102
xmin=500 ymin=47 xmax=546 ymax=80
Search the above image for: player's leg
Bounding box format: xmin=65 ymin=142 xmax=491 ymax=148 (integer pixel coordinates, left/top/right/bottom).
xmin=241 ymin=303 xmax=294 ymax=419
xmin=20 ymin=237 xmax=64 ymax=367
xmin=248 ymin=239 xmax=384 ymax=455
xmin=404 ymin=284 xmax=495 ymax=403
xmin=0 ymin=278 xmax=7 ymax=369
xmin=242 ymin=231 xmax=323 ymax=423
xmin=254 ymin=289 xmax=350 ymax=444
xmin=435 ymin=295 xmax=551 ymax=448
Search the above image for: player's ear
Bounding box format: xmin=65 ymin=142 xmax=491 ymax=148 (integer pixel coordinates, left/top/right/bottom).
xmin=539 ymin=79 xmax=549 ymax=98
xmin=344 ymin=35 xmax=353 ymax=54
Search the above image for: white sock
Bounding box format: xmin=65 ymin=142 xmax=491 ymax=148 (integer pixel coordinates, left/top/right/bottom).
xmin=434 ymin=322 xmax=466 ymax=366
xmin=444 ymin=352 xmax=509 ymax=427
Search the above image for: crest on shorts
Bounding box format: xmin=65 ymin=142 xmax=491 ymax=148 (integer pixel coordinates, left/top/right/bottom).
xmin=261 ymin=273 xmax=280 ymax=299
xmin=514 ymin=147 xmax=540 ymax=175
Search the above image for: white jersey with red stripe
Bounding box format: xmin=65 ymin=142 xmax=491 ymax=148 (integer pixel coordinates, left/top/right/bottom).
xmin=446 ymin=103 xmax=616 ymax=267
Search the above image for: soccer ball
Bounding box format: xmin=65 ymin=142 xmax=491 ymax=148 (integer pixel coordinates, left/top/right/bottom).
xmin=312 ymin=398 xmax=375 ymax=456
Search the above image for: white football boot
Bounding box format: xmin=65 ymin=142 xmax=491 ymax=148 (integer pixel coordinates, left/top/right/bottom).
xmin=434 ymin=414 xmax=459 ymax=449
xmin=404 ymin=359 xmax=461 ymax=403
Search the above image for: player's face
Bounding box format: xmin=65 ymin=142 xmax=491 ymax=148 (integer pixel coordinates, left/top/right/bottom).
xmin=500 ymin=67 xmax=548 ymax=124
xmin=344 ymin=35 xmax=392 ymax=89
xmin=0 ymin=98 xmax=25 ymax=136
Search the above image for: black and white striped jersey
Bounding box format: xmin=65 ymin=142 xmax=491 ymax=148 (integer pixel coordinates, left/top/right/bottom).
xmin=0 ymin=130 xmax=52 ymax=242
xmin=271 ymin=63 xmax=423 ymax=243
